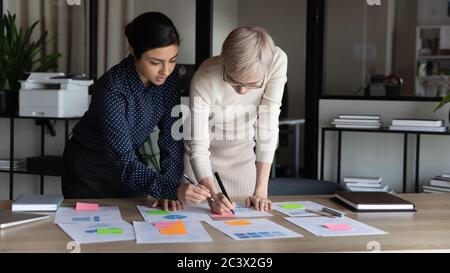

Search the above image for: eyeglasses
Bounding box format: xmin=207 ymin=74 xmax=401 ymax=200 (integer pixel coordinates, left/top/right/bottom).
xmin=222 ymin=66 xmax=265 ymax=89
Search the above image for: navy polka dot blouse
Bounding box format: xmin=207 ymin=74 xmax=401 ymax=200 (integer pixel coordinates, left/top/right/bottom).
xmin=72 ymin=55 xmax=184 ymax=200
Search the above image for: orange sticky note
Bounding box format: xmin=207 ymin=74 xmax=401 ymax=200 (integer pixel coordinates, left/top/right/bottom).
xmin=225 ymin=220 xmax=252 ymax=226
xmin=159 ymin=221 xmax=187 ymax=235
xmin=75 ymin=202 xmax=99 ymax=211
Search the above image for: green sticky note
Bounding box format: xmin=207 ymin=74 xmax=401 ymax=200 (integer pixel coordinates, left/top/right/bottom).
xmin=96 ymin=228 xmax=124 ymax=235
xmin=280 ymin=204 xmax=305 ymax=210
xmin=146 ymin=210 xmax=170 ymax=216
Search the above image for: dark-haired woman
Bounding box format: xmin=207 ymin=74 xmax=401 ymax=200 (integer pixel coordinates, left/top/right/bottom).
xmin=62 ymin=12 xmax=210 ymax=210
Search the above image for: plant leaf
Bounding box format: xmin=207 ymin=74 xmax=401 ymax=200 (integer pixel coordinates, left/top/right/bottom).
xmin=0 ymin=12 xmax=61 ymax=91
xmin=434 ymin=93 xmax=450 ymax=112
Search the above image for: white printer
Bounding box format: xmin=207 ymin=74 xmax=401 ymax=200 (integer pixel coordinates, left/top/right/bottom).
xmin=19 ymin=73 xmax=93 ymax=118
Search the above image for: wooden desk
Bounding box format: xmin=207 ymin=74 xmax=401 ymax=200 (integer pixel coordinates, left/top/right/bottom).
xmin=1 ymin=194 xmax=450 ymax=253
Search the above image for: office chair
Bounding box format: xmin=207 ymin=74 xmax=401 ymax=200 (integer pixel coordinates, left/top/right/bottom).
xmin=268 ymin=178 xmax=346 ymax=196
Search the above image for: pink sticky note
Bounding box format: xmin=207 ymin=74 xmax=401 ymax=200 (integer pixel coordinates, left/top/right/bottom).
xmin=211 ymin=212 xmax=235 ymax=218
xmin=75 ymin=202 xmax=99 ymax=211
xmin=324 ymin=224 xmax=353 ymax=231
xmin=153 ymin=222 xmax=177 ymax=229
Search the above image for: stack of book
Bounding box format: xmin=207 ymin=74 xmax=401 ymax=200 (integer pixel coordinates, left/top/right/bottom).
xmin=344 ymin=177 xmax=394 ymax=193
xmin=389 ymin=119 xmax=447 ymax=132
xmin=0 ymin=160 xmax=26 ymax=171
xmin=423 ymin=174 xmax=450 ymax=193
xmin=331 ymin=115 xmax=382 ymax=129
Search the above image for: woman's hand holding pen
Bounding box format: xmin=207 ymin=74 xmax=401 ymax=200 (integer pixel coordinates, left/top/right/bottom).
xmin=200 ymin=177 xmax=236 ymax=214
xmin=210 ymin=193 xmax=236 ymax=214
xmin=177 ymin=182 xmax=211 ymax=205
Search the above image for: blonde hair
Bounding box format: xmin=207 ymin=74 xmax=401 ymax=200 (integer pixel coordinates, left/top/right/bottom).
xmin=221 ymin=26 xmax=275 ymax=82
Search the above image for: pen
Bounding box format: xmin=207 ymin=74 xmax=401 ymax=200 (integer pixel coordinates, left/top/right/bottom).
xmin=322 ymin=207 xmax=344 ymax=217
xmin=305 ymin=209 xmax=335 ymax=218
xmin=183 ymin=173 xmax=215 ymax=203
xmin=214 ymin=172 xmax=235 ymax=215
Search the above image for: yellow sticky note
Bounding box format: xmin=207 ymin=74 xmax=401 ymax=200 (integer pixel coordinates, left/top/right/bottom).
xmin=159 ymin=221 xmax=187 ymax=235
xmin=225 ymin=220 xmax=252 ymax=226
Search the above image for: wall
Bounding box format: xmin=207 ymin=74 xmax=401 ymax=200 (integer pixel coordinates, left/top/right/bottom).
xmin=237 ymin=0 xmax=306 ymax=120
xmin=132 ymin=0 xmax=196 ymax=64
xmin=324 ymin=0 xmax=394 ymax=96
xmin=319 ymin=99 xmax=450 ymax=193
xmin=212 ymin=0 xmax=239 ymax=56
xmin=392 ymin=0 xmax=418 ymax=96
xmin=236 ymin=0 xmax=307 ymax=169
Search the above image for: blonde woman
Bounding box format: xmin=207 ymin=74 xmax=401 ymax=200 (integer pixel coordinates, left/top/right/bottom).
xmin=177 ymin=27 xmax=288 ymax=213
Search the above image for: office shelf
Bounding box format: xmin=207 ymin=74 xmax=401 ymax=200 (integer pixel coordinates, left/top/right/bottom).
xmin=0 ymin=115 xmax=80 ymax=200
xmin=320 ymin=126 xmax=450 ymax=194
xmin=415 ymin=26 xmax=450 ymax=97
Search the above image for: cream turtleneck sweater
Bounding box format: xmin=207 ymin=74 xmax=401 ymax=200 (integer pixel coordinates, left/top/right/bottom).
xmin=187 ymin=46 xmax=288 ymax=182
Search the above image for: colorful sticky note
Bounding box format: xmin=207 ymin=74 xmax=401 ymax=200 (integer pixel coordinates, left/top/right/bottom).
xmin=280 ymin=204 xmax=305 ymax=210
xmin=75 ymin=202 xmax=100 ymax=211
xmin=153 ymin=222 xmax=177 ymax=229
xmin=96 ymin=228 xmax=124 ymax=235
xmin=211 ymin=212 xmax=235 ymax=218
xmin=324 ymin=224 xmax=353 ymax=232
xmin=146 ymin=210 xmax=170 ymax=216
xmin=225 ymin=220 xmax=252 ymax=226
xmin=158 ymin=221 xmax=187 ymax=235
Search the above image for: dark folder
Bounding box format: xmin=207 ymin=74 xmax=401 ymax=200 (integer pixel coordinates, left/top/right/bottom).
xmin=332 ymin=191 xmax=416 ymax=212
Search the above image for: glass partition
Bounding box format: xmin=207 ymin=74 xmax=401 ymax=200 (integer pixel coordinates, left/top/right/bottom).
xmin=323 ymin=0 xmax=450 ymax=98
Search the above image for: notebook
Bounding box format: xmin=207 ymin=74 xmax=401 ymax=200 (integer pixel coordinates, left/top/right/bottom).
xmin=333 ymin=191 xmax=416 ymax=212
xmin=12 ymin=194 xmax=64 ymax=212
xmin=0 ymin=210 xmax=50 ymax=229
xmin=338 ymin=115 xmax=381 ymax=120
xmin=391 ymin=119 xmax=444 ymax=127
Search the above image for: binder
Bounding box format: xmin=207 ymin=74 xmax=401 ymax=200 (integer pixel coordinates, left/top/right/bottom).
xmin=332 ymin=191 xmax=416 ymax=212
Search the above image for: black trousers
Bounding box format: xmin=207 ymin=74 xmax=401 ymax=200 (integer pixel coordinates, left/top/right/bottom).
xmin=62 ymin=138 xmax=146 ymax=199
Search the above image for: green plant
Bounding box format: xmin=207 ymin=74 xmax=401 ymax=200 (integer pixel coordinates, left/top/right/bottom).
xmin=0 ymin=12 xmax=61 ymax=92
xmin=139 ymin=132 xmax=161 ymax=172
xmin=434 ymin=75 xmax=450 ymax=112
xmin=435 ymin=93 xmax=450 ymax=112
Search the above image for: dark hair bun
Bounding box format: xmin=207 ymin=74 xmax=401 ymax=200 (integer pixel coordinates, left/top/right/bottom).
xmin=125 ymin=12 xmax=180 ymax=59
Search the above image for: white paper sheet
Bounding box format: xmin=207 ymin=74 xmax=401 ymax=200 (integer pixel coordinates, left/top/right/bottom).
xmin=58 ymin=221 xmax=135 ymax=244
xmin=272 ymin=201 xmax=333 ymax=217
xmin=54 ymin=207 xmax=123 ymax=224
xmin=198 ymin=203 xmax=273 ymax=218
xmin=206 ymin=218 xmax=302 ymax=241
xmin=137 ymin=205 xmax=211 ymax=222
xmin=285 ymin=216 xmax=387 ymax=237
xmin=133 ymin=221 xmax=213 ymax=244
